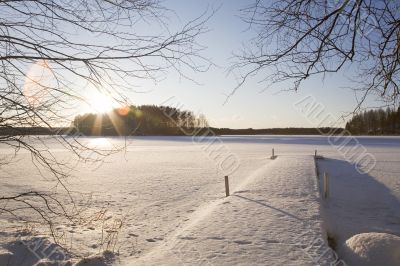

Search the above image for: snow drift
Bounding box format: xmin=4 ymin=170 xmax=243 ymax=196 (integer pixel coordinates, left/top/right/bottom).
xmin=340 ymin=232 xmax=400 ymax=266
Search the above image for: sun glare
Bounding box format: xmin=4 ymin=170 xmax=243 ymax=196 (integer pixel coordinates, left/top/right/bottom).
xmin=88 ymin=137 xmax=113 ymax=149
xmin=88 ymin=92 xmax=114 ymax=113
xmin=23 ymin=60 xmax=52 ymax=107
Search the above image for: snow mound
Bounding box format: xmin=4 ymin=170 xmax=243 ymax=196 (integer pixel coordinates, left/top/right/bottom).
xmin=0 ymin=232 xmax=117 ymax=266
xmin=1 ymin=236 xmax=71 ymax=266
xmin=74 ymin=250 xmax=116 ymax=266
xmin=340 ymin=232 xmax=400 ymax=266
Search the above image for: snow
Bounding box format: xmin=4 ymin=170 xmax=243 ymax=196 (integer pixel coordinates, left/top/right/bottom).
xmin=0 ymin=250 xmax=13 ymax=265
xmin=74 ymin=251 xmax=116 ymax=266
xmin=0 ymin=230 xmax=116 ymax=266
xmin=317 ymin=155 xmax=400 ymax=264
xmin=0 ymin=233 xmax=72 ymax=266
xmin=134 ymin=156 xmax=336 ymax=265
xmin=1 ymin=135 xmax=400 ymax=265
xmin=339 ymin=232 xmax=400 ymax=266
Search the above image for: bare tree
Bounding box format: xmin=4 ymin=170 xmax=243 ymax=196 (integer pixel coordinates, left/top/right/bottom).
xmin=230 ymin=0 xmax=400 ymax=109
xmin=0 ymin=0 xmax=211 ymax=241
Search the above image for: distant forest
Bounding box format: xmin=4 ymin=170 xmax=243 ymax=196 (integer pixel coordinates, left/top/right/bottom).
xmin=5 ymin=105 xmax=400 ymax=136
xmin=345 ymin=107 xmax=400 ymax=135
xmin=73 ymin=105 xmax=209 ymax=136
xmin=0 ymin=104 xmax=345 ymax=136
xmin=72 ymin=105 xmax=346 ymax=136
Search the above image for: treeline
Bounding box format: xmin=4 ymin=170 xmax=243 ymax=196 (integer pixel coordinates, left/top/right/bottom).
xmin=0 ymin=126 xmax=346 ymax=136
xmin=73 ymin=104 xmax=346 ymax=136
xmin=0 ymin=104 xmax=348 ymax=136
xmin=72 ymin=105 xmax=209 ymax=136
xmin=211 ymin=127 xmax=344 ymax=135
xmin=0 ymin=127 xmax=75 ymax=136
xmin=346 ymin=107 xmax=400 ymax=135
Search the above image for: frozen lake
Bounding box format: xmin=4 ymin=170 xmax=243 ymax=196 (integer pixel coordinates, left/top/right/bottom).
xmin=2 ymin=134 xmax=399 ymax=196
xmin=1 ymin=135 xmax=400 ymax=265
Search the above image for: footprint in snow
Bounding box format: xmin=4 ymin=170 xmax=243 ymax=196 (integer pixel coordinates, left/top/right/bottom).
xmin=178 ymin=236 xmax=197 ymax=240
xmin=235 ymin=190 xmax=250 ymax=194
xmin=146 ymin=237 xmax=163 ymax=242
xmin=206 ymin=236 xmax=225 ymax=240
xmin=263 ymin=239 xmax=279 ymax=244
xmin=234 ymin=240 xmax=252 ymax=245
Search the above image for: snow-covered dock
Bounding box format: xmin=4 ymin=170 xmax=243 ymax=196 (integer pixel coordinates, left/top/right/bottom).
xmin=135 ymin=156 xmax=338 ymax=265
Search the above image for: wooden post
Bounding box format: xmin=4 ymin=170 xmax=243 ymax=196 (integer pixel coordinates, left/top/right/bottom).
xmin=323 ymin=172 xmax=329 ymax=199
xmin=315 ymin=150 xmax=317 ymax=158
xmin=224 ymin=176 xmax=230 ymax=197
xmin=270 ymin=148 xmax=277 ymax=159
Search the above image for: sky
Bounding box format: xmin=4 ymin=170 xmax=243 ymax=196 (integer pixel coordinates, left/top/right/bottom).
xmin=80 ymin=0 xmax=378 ymax=129
xmin=107 ymin=0 xmax=376 ymax=128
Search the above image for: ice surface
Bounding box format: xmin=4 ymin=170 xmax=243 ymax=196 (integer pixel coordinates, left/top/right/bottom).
xmin=0 ymin=135 xmax=399 ymax=265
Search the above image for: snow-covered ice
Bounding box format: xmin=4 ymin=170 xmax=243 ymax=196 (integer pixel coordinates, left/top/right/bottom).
xmin=0 ymin=135 xmax=399 ymax=265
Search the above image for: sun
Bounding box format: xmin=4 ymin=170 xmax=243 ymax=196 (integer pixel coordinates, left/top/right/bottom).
xmin=87 ymin=91 xmax=114 ymax=113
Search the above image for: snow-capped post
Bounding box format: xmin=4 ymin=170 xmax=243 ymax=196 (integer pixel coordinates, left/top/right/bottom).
xmin=224 ymin=176 xmax=230 ymax=197
xmin=323 ymin=172 xmax=329 ymax=199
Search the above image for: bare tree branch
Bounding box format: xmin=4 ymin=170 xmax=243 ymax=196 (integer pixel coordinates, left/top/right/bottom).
xmin=0 ymin=0 xmax=212 ymax=241
xmin=230 ymin=0 xmax=400 ymax=109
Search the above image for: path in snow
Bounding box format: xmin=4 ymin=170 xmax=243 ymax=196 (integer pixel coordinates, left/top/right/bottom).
xmin=132 ymin=156 xmax=339 ymax=266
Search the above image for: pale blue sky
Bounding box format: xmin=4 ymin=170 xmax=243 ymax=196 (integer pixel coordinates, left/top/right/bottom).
xmin=98 ymin=0 xmax=378 ymax=129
